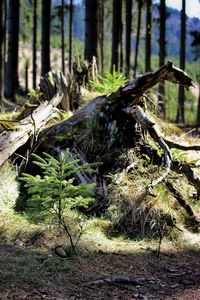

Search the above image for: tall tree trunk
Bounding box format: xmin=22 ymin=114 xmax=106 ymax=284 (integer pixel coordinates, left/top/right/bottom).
xmin=5 ymin=0 xmax=20 ymax=100
xmin=120 ymin=21 xmax=123 ymax=73
xmin=111 ymin=0 xmax=122 ymax=72
xmin=98 ymin=0 xmax=104 ymax=75
xmin=0 ymin=0 xmax=5 ymax=108
xmin=84 ymin=0 xmax=98 ymax=63
xmin=61 ymin=0 xmax=65 ymax=75
xmin=125 ymin=0 xmax=132 ymax=78
xmin=158 ymin=0 xmax=166 ymax=117
xmin=196 ymin=82 xmax=200 ymax=127
xmin=41 ymin=0 xmax=51 ymax=76
xmin=32 ymin=0 xmax=37 ymax=89
xmin=176 ymin=0 xmax=186 ymax=124
xmin=145 ymin=0 xmax=152 ymax=72
xmin=69 ymin=0 xmax=73 ymax=73
xmin=133 ymin=0 xmax=143 ymax=78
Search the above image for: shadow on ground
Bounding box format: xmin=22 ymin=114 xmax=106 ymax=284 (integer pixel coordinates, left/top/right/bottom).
xmin=0 ymin=233 xmax=199 ymax=300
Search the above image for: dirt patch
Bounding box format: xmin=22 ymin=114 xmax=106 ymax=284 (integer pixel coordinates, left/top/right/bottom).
xmin=0 ymin=236 xmax=200 ymax=300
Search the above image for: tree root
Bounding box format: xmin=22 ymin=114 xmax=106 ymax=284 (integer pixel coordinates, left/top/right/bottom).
xmin=123 ymin=105 xmax=200 ymax=198
xmin=166 ymin=181 xmax=200 ymax=228
xmin=171 ymin=161 xmax=200 ymax=197
xmin=164 ymin=139 xmax=200 ymax=151
xmin=123 ymin=105 xmax=171 ymax=192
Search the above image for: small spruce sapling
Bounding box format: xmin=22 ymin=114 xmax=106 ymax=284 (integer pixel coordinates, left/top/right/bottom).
xmin=20 ymin=150 xmax=96 ymax=253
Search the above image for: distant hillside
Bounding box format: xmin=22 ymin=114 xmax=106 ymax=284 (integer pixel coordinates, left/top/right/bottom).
xmin=152 ymin=6 xmax=200 ymax=61
xmin=52 ymin=2 xmax=200 ymax=62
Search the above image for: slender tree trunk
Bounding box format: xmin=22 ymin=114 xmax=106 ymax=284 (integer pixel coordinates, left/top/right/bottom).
xmin=61 ymin=0 xmax=65 ymax=75
xmin=84 ymin=0 xmax=98 ymax=63
xmin=41 ymin=0 xmax=51 ymax=76
xmin=33 ymin=0 xmax=37 ymax=89
xmin=176 ymin=0 xmax=186 ymax=124
xmin=120 ymin=21 xmax=123 ymax=73
xmin=0 ymin=0 xmax=5 ymax=108
xmin=69 ymin=0 xmax=73 ymax=73
xmin=196 ymin=82 xmax=200 ymax=127
xmin=98 ymin=0 xmax=104 ymax=75
xmin=145 ymin=0 xmax=152 ymax=72
xmin=111 ymin=0 xmax=122 ymax=72
xmin=25 ymin=60 xmax=29 ymax=93
xmin=133 ymin=0 xmax=143 ymax=78
xmin=125 ymin=0 xmax=132 ymax=78
xmin=5 ymin=0 xmax=20 ymax=100
xmin=158 ymin=0 xmax=166 ymax=117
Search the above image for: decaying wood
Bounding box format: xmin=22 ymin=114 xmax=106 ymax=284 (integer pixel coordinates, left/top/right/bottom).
xmin=0 ymin=71 xmax=67 ymax=166
xmin=0 ymin=62 xmax=198 ymax=181
xmin=39 ymin=61 xmax=194 ymax=140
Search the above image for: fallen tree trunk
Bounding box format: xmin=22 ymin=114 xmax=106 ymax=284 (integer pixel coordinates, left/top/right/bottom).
xmin=0 ymin=62 xmax=198 ymax=175
xmin=41 ymin=61 xmax=193 ymax=140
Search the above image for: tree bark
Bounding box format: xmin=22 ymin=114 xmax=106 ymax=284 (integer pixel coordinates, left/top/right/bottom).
xmin=69 ymin=0 xmax=73 ymax=73
xmin=133 ymin=0 xmax=143 ymax=78
xmin=197 ymin=82 xmax=200 ymax=127
xmin=5 ymin=0 xmax=20 ymax=100
xmin=61 ymin=0 xmax=65 ymax=75
xmin=158 ymin=0 xmax=166 ymax=117
xmin=0 ymin=0 xmax=5 ymax=108
xmin=111 ymin=0 xmax=122 ymax=72
xmin=98 ymin=0 xmax=104 ymax=75
xmin=176 ymin=0 xmax=186 ymax=124
xmin=84 ymin=0 xmax=98 ymax=63
xmin=32 ymin=0 xmax=37 ymax=89
xmin=125 ymin=0 xmax=132 ymax=78
xmin=41 ymin=0 xmax=51 ymax=76
xmin=145 ymin=0 xmax=152 ymax=72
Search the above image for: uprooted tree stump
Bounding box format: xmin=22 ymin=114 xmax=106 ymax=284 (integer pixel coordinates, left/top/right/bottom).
xmin=0 ymin=61 xmax=199 ymax=231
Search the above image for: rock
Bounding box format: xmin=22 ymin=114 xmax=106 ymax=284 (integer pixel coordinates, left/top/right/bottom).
xmin=54 ymin=246 xmax=67 ymax=258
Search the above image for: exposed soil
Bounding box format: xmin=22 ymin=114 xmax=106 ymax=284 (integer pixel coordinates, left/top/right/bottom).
xmin=0 ymin=235 xmax=200 ymax=300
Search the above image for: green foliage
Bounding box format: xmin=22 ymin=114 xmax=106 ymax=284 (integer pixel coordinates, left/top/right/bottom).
xmin=20 ymin=150 xmax=96 ymax=253
xmin=90 ymin=67 xmax=128 ymax=94
xmin=27 ymin=88 xmax=43 ymax=103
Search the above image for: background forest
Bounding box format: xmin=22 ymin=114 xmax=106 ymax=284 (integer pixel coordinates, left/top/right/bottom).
xmin=0 ymin=1 xmax=200 ymax=299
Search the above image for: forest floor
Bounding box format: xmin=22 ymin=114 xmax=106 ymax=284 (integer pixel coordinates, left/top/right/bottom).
xmin=0 ymin=217 xmax=200 ymax=300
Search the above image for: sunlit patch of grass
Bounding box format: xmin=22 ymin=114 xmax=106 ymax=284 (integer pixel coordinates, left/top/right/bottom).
xmin=0 ymin=245 xmax=72 ymax=287
xmin=0 ymin=111 xmax=19 ymax=120
xmin=0 ymin=210 xmax=43 ymax=242
xmin=0 ymin=162 xmax=19 ymax=211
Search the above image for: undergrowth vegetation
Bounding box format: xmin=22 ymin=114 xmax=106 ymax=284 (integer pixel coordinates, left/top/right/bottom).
xmin=20 ymin=150 xmax=96 ymax=253
xmin=90 ymin=67 xmax=128 ymax=94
